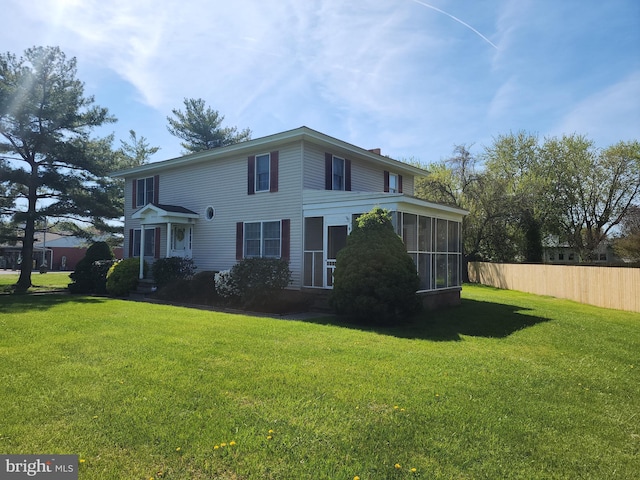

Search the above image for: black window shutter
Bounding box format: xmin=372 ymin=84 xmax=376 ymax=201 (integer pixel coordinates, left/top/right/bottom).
xmin=153 ymin=175 xmax=160 ymax=204
xmin=132 ymin=179 xmax=137 ymax=208
xmin=129 ymin=229 xmax=134 ymax=257
xmin=270 ymin=151 xmax=279 ymax=193
xmin=384 ymin=170 xmax=390 ymax=192
xmin=281 ymin=219 xmax=290 ymax=261
xmin=398 ymin=175 xmax=403 ymax=193
xmin=325 ymin=153 xmax=332 ymax=190
xmin=236 ymin=222 xmax=244 ymax=260
xmin=248 ymin=156 xmax=256 ymax=195
xmin=345 ymin=159 xmax=352 ymax=191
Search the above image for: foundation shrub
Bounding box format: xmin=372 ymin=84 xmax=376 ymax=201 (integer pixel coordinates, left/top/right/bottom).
xmin=151 ymin=257 xmax=196 ymax=287
xmin=216 ymin=258 xmax=291 ymax=309
xmin=106 ymin=258 xmax=147 ymax=297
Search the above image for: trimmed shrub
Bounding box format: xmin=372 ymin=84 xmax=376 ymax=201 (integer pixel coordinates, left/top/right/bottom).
xmin=152 ymin=271 xmax=217 ymax=304
xmin=216 ymin=258 xmax=291 ymax=308
xmin=151 ymin=257 xmax=196 ymax=287
xmin=68 ymin=241 xmax=115 ymax=293
xmin=106 ymin=258 xmax=147 ymax=297
xmin=190 ymin=271 xmax=216 ymax=300
xmin=91 ymin=259 xmax=118 ymax=294
xmin=214 ymin=270 xmax=239 ymax=303
xmin=329 ymin=207 xmax=421 ymax=325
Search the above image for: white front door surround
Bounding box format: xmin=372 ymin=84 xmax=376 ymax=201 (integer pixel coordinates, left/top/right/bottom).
xmin=132 ymin=203 xmax=199 ymax=278
xmin=170 ymin=224 xmax=192 ymax=258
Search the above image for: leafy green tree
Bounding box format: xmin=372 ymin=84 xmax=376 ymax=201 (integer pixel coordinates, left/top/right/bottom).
xmin=415 ymin=145 xmax=515 ymax=262
xmin=0 ymin=46 xmax=118 ymax=291
xmin=418 ymin=134 xmax=639 ymax=264
xmin=330 ymin=207 xmax=421 ymax=325
xmin=543 ymin=136 xmax=640 ymax=260
xmin=167 ymin=98 xmax=251 ymax=154
xmin=613 ymin=205 xmax=640 ymax=262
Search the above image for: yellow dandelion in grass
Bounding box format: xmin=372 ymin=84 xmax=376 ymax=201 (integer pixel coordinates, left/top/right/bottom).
xmin=411 ymin=467 xmax=417 ymax=473
xmin=354 ymin=476 xmax=360 ymax=480
xmin=400 ymin=408 xmax=406 ymax=412
xmin=229 ymin=441 xmax=236 ymax=446
xmin=268 ymin=429 xmax=275 ymax=434
xmin=221 ymin=442 xmax=227 ymax=447
xmin=395 ymin=463 xmax=402 ymax=469
xmin=394 ymin=405 xmax=399 ymax=410
xmin=214 ymin=445 xmax=219 ymax=450
xmin=267 ymin=435 xmax=273 ymax=440
xmin=175 ymin=447 xmax=181 ymax=452
xmin=79 ymin=459 xmax=85 ymax=464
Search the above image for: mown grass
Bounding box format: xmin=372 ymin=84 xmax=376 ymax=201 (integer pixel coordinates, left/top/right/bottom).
xmin=0 ymin=285 xmax=638 ymax=479
xmin=0 ymin=271 xmax=71 ymax=292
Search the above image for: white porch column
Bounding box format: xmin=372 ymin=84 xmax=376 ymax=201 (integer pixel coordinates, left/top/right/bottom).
xmin=139 ymin=226 xmax=145 ymax=279
xmin=166 ymin=222 xmax=172 ymax=258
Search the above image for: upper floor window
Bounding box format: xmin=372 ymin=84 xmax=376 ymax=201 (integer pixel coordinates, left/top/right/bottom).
xmin=135 ymin=176 xmax=156 ymax=207
xmin=332 ymin=156 xmax=345 ymax=190
xmin=248 ymin=151 xmax=278 ymax=195
xmin=325 ymin=153 xmax=351 ymax=191
xmin=255 ymin=153 xmax=270 ymax=192
xmin=384 ymin=170 xmax=403 ymax=193
xmin=388 ymin=173 xmax=399 ymax=193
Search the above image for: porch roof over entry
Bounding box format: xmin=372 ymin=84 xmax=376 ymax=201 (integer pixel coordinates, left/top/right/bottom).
xmin=132 ymin=203 xmax=199 ymax=225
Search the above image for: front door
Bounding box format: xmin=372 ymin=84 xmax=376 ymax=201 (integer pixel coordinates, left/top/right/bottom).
xmin=171 ymin=225 xmax=192 ymax=257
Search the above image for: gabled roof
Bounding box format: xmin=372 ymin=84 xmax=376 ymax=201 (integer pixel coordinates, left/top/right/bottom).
xmin=110 ymin=126 xmax=429 ymax=178
xmin=132 ymin=203 xmax=199 ymax=224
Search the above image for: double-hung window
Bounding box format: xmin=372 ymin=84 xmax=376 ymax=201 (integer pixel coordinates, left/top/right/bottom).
xmin=332 ymin=156 xmax=345 ymax=190
xmin=136 ymin=177 xmax=155 ymax=207
xmin=244 ymin=221 xmax=281 ymax=258
xmin=255 ymin=153 xmax=270 ymax=192
xmin=132 ymin=228 xmax=156 ymax=257
xmin=388 ymin=173 xmax=399 ymax=193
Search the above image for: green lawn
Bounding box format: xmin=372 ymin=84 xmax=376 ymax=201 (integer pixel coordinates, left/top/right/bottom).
xmin=0 ymin=271 xmax=71 ymax=292
xmin=0 ymin=285 xmax=638 ymax=479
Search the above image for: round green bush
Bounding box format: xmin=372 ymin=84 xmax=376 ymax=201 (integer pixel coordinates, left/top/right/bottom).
xmin=329 ymin=207 xmax=421 ymax=325
xmin=229 ymin=258 xmax=291 ymax=308
xmin=106 ymin=258 xmax=147 ymax=296
xmin=68 ymin=241 xmax=115 ymax=293
xmin=151 ymin=256 xmax=196 ymax=287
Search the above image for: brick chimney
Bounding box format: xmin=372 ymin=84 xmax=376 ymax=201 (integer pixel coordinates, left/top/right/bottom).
xmin=368 ymin=148 xmax=381 ymax=155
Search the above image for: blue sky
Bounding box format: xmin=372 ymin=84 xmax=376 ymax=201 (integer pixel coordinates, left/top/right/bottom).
xmin=3 ymin=0 xmax=639 ymax=165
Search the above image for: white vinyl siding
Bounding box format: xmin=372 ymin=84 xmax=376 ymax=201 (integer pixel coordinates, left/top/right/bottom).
xmin=125 ymin=142 xmax=303 ymax=287
xmin=301 ymin=142 xmax=415 ymax=194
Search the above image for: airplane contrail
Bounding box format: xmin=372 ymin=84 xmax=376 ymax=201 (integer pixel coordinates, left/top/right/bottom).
xmin=410 ymin=0 xmax=498 ymax=50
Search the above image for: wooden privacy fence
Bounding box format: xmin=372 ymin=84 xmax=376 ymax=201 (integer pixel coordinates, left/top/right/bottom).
xmin=468 ymin=262 xmax=640 ymax=313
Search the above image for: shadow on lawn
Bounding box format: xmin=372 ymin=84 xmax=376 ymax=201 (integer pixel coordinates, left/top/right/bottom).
xmin=0 ymin=293 xmax=107 ymax=314
xmin=306 ymin=298 xmax=550 ymax=341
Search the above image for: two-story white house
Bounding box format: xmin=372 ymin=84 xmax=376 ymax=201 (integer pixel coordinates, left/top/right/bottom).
xmin=111 ymin=127 xmax=467 ymax=307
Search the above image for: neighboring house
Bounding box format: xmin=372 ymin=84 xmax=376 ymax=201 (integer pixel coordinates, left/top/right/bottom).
xmin=0 ymin=234 xmax=123 ymax=271
xmin=543 ymin=242 xmax=620 ymax=265
xmin=542 ymin=234 xmax=624 ymax=264
xmin=111 ymin=127 xmax=468 ymax=306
